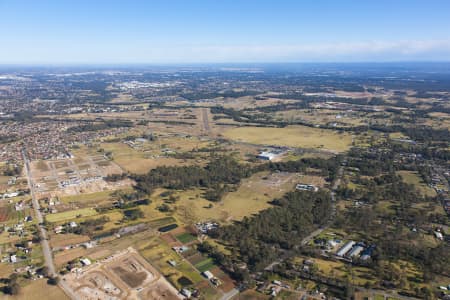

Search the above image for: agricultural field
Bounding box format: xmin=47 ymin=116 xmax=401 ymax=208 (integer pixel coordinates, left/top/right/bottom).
xmin=223 ymin=125 xmax=352 ymax=152
xmin=138 ymin=225 xmax=235 ymax=298
xmin=138 ymin=237 xmax=205 ymax=289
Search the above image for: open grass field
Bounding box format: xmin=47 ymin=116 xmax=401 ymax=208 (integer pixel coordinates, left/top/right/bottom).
xmin=389 ymin=132 xmax=409 ymax=139
xmin=397 ymin=171 xmax=436 ymax=197
xmin=50 ymin=233 xmax=90 ymax=248
xmin=0 ymin=264 xmax=13 ymax=278
xmin=223 ymin=125 xmax=352 ymax=152
xmin=100 ymin=142 xmax=190 ymax=174
xmin=173 ymin=171 xmax=299 ymax=223
xmin=35 ymin=160 xmax=49 ymax=172
xmin=292 ymin=255 xmax=377 ymax=286
xmin=0 ymin=279 xmax=69 ymax=300
xmin=273 ymin=109 xmax=368 ymax=128
xmin=54 ymin=247 xmax=88 ymax=267
xmin=60 ymin=190 xmax=114 ymax=204
xmin=0 ymin=176 xmax=10 ymax=186
xmin=45 ymin=207 xmax=97 ymax=223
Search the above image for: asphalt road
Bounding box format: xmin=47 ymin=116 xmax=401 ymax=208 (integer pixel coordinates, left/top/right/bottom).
xmin=23 ymin=150 xmax=78 ymax=299
xmin=22 ymin=150 xmax=56 ymax=277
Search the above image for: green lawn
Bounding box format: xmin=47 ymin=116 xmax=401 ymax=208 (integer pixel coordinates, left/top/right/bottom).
xmin=194 ymin=258 xmax=215 ymax=272
xmin=176 ymin=233 xmax=197 ymax=244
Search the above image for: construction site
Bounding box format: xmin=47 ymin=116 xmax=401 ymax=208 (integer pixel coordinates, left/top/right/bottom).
xmin=62 ymin=247 xmax=182 ymax=300
xmin=30 ymin=153 xmax=130 ymax=198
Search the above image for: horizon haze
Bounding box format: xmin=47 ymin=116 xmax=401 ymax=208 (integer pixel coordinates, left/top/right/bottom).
xmin=1 ymin=0 xmax=450 ymax=64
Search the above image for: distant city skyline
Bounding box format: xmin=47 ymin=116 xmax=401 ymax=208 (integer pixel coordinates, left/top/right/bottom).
xmin=1 ymin=0 xmax=450 ymax=64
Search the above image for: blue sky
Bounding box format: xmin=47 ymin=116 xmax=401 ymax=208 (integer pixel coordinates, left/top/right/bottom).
xmin=1 ymin=0 xmax=450 ymax=64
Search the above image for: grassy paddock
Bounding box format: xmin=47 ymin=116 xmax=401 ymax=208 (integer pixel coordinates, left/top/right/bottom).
xmin=397 ymin=170 xmax=436 ymax=197
xmin=46 ymin=208 xmax=98 ymax=223
xmin=223 ymin=125 xmax=352 ymax=152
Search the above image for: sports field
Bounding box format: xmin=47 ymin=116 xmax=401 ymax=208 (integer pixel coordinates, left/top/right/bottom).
xmin=223 ymin=125 xmax=352 ymax=152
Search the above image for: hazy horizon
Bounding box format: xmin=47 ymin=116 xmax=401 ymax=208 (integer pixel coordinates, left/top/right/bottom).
xmin=1 ymin=0 xmax=450 ymax=64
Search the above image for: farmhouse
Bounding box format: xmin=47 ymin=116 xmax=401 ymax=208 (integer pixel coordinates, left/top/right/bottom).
xmin=80 ymin=258 xmax=91 ymax=266
xmin=181 ymin=288 xmax=192 ymax=298
xmin=296 ymin=184 xmax=319 ymax=192
xmin=257 ymin=148 xmax=286 ymax=161
xmin=202 ymin=270 xmax=214 ymax=280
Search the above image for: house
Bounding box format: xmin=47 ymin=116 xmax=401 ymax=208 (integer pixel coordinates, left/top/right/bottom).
xmin=202 ymin=270 xmax=214 ymax=280
xmin=257 ymin=151 xmax=278 ymax=161
xmin=80 ymin=258 xmax=91 ymax=266
xmin=257 ymin=148 xmax=287 ymax=161
xmin=195 ymin=222 xmax=218 ymax=234
xmin=272 ymin=280 xmax=282 ymax=286
xmin=434 ymin=231 xmax=444 ymax=240
xmin=54 ymin=225 xmax=64 ymax=234
xmin=168 ymin=260 xmax=177 ymax=267
xmin=10 ymin=255 xmax=17 ymax=263
xmin=3 ymin=192 xmax=19 ymax=199
xmin=327 ymin=239 xmax=341 ymax=249
xmin=69 ymin=222 xmax=78 ymax=228
xmin=211 ymin=277 xmax=222 ymax=286
xmin=181 ymin=288 xmax=192 ymax=298
xmin=83 ymin=241 xmax=96 ymax=249
xmin=296 ymin=184 xmax=319 ymax=192
xmin=172 ymin=246 xmax=189 ymax=253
